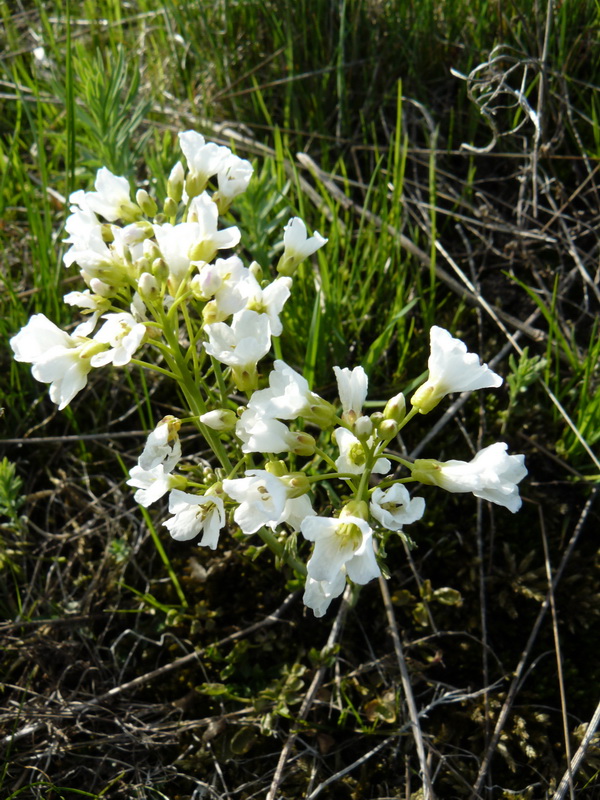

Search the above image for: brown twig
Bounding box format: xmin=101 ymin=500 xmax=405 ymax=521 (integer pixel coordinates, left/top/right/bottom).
xmin=265 ymin=584 xmax=352 ymax=800
xmin=471 ymin=488 xmax=598 ymax=795
xmin=379 ymin=574 xmax=436 ymax=799
xmin=2 ymin=591 xmax=299 ymax=747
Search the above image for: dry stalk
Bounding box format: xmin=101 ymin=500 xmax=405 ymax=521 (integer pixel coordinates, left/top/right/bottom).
xmin=471 ymin=488 xmax=599 ymax=795
xmin=378 ymin=573 xmax=436 ymax=800
xmin=265 ymin=584 xmax=352 ymax=800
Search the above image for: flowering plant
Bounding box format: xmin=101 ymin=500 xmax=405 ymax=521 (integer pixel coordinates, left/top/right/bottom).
xmin=10 ymin=131 xmax=527 ymax=617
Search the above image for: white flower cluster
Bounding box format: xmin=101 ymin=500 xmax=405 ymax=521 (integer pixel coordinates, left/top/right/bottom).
xmin=10 ymin=131 xmax=527 ymax=618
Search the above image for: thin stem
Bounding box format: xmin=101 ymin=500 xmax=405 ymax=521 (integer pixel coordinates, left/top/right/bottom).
xmin=255 ymin=525 xmax=307 ymax=576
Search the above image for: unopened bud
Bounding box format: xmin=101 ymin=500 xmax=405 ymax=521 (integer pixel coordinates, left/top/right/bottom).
xmin=137 ymin=271 xmax=159 ymax=300
xmin=249 ymin=260 xmax=263 ymax=281
xmin=89 ymin=278 xmax=113 ymax=297
xmin=303 ymin=397 xmax=336 ymax=429
xmin=341 ymin=499 xmax=369 ymax=521
xmin=383 ymin=392 xmax=406 ymax=424
xmin=164 ymin=197 xmax=178 ymax=218
xmin=354 ymin=415 xmax=373 ymax=440
xmin=143 ymin=239 xmax=161 ymax=261
xmin=379 ymin=419 xmax=399 ymax=440
xmin=152 ymin=257 xmax=169 ymax=283
xmin=136 ymin=189 xmax=158 ymax=218
xmin=185 ymin=172 xmax=205 ymax=200
xmin=122 ymin=221 xmax=154 ymax=246
xmin=265 ymin=460 xmax=287 ymax=478
xmin=280 ymin=472 xmax=310 ymax=498
xmin=199 ymin=409 xmax=237 ymax=431
xmin=290 ymin=432 xmax=316 ymax=457
xmin=202 ymin=300 xmax=220 ymax=326
xmin=167 ymin=161 xmax=185 ymax=203
xmin=370 ymin=412 xmax=384 ymax=431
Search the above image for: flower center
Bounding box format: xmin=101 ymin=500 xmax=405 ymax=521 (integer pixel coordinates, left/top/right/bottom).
xmin=336 ymin=522 xmax=362 ymax=549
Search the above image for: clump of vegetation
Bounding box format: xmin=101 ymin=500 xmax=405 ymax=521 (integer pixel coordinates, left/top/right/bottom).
xmin=1 ymin=1 xmax=599 ymax=798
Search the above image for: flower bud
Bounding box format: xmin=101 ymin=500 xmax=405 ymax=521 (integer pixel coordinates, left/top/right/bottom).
xmin=89 ymin=278 xmax=113 ymax=297
xmin=137 ymin=272 xmax=159 ymax=300
xmin=354 ymin=415 xmax=373 ymax=440
xmin=143 ymin=239 xmax=161 ymax=261
xmin=383 ymin=392 xmax=406 ymax=424
xmin=290 ymin=432 xmax=316 ymax=457
xmin=265 ymin=460 xmax=288 ymax=478
xmin=101 ymin=223 xmax=114 ymax=243
xmin=199 ymin=409 xmax=237 ymax=431
xmin=152 ymin=257 xmax=169 ymax=283
xmin=280 ymin=472 xmax=310 ymax=498
xmin=202 ymin=300 xmax=220 ymax=326
xmin=340 ymin=499 xmax=369 ymax=521
xmin=249 ymin=260 xmax=263 ymax=281
xmin=185 ymin=172 xmax=205 ymax=200
xmin=136 ymin=189 xmax=158 ymax=218
xmin=379 ymin=419 xmax=399 ymax=441
xmin=163 ymin=197 xmax=178 ymax=218
xmin=122 ymin=221 xmax=154 ymax=246
xmin=303 ymin=397 xmax=337 ymax=429
xmin=167 ymin=161 xmax=185 ymax=203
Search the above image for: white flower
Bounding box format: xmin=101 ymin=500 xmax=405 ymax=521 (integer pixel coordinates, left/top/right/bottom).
xmin=179 ymin=131 xmax=230 ymax=192
xmin=333 ymin=365 xmax=368 ymax=423
xmin=204 ymin=309 xmax=272 ymax=370
xmin=63 ymin=289 xmax=110 ymax=336
xmin=127 ymin=464 xmax=178 ymax=507
xmin=370 ymin=485 xmax=426 ymax=530
xmin=244 ymin=360 xmax=335 ymax=428
xmin=163 ymin=489 xmax=225 ymax=548
xmin=62 ymin=205 xmax=124 ymax=286
xmin=411 ymin=326 xmax=503 ymax=414
xmin=250 ymin=360 xmax=311 ymax=419
xmin=278 ymin=217 xmax=327 ymax=276
xmin=79 ymin=167 xmax=138 ymax=222
xmin=334 ymin=428 xmax=390 ymax=476
xmin=412 ymin=442 xmax=527 ymax=513
xmin=277 ymin=493 xmax=316 ymax=533
xmin=301 ymin=514 xmax=380 ymax=585
xmin=192 ymin=256 xmax=249 ymax=320
xmin=235 ymin=408 xmax=297 ymax=454
xmin=153 ymin=195 xmax=240 ymax=289
xmin=223 ymin=470 xmax=288 ymax=534
xmin=10 ymin=314 xmax=95 ymax=409
xmin=303 ymin=571 xmax=346 ymax=618
xmin=199 ymin=409 xmax=237 ymax=431
xmin=90 ymin=312 xmax=146 ymax=367
xmin=215 ymin=152 xmax=253 ymax=206
xmin=241 ymin=275 xmax=292 ymax=337
xmin=138 ymin=416 xmax=182 ymax=471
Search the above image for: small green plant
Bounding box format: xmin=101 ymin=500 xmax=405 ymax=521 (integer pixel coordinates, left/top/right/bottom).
xmin=0 ymin=456 xmax=25 ymax=533
xmin=499 ymin=347 xmax=547 ymax=434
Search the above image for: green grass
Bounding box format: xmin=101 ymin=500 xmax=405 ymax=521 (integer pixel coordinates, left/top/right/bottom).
xmin=1 ymin=1 xmax=600 ymax=798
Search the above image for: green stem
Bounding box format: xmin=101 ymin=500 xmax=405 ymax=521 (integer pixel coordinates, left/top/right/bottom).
xmin=255 ymin=525 xmax=307 ymax=576
xmin=129 ymin=359 xmax=178 ymax=380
